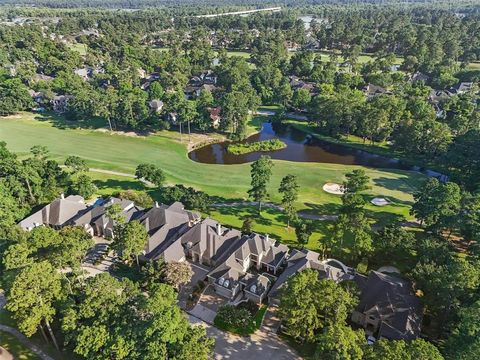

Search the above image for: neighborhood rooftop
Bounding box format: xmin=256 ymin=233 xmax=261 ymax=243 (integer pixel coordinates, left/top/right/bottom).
xmin=17 ymin=193 xmax=424 ymax=341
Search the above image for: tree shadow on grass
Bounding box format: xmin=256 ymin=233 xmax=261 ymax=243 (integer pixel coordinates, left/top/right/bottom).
xmin=373 ymin=175 xmax=424 ymax=195
xmin=365 ymin=209 xmax=406 ymax=229
xmin=302 ymin=202 xmax=340 ymax=215
xmin=34 ymin=111 xmax=108 ymax=130
xmin=94 ymin=178 xmax=148 ymax=193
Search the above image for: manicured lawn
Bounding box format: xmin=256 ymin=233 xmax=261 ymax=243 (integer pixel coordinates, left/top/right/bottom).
xmin=0 ymin=332 xmax=40 ymax=360
xmin=224 ymin=50 xmax=251 ymax=59
xmin=206 ymin=205 xmax=332 ymax=250
xmin=0 ymin=112 xmax=425 ymax=247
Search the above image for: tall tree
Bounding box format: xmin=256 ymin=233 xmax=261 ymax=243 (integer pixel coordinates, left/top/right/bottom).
xmin=71 ymin=173 xmax=97 ymax=199
xmin=315 ymin=323 xmax=365 ymax=360
xmin=278 ymin=269 xmax=357 ymax=342
xmin=343 ymin=169 xmax=370 ymax=194
xmin=444 ymin=300 xmax=480 ymax=360
xmin=65 ymin=155 xmax=88 ymax=173
xmin=247 ymin=156 xmax=273 ymax=212
xmin=295 ymin=219 xmax=314 ymax=248
xmin=135 ymin=163 xmax=166 ymax=188
xmin=411 ymin=178 xmax=461 ymax=234
xmin=161 ymin=261 xmax=193 ymax=290
xmin=6 ymin=261 xmax=64 ymax=349
xmin=279 ymin=174 xmax=299 ymax=228
xmin=113 ymin=220 xmax=148 ymax=267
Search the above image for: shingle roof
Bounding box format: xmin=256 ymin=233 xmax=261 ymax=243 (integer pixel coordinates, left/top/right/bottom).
xmin=180 ymin=218 xmax=242 ymax=265
xmin=139 ymin=202 xmax=200 ymax=255
xmin=261 ymin=243 xmax=289 ymax=268
xmin=72 ymin=197 xmax=143 ymax=231
xmin=242 ymin=273 xmax=270 ymax=296
xmin=354 ymin=271 xmax=423 ymax=340
xmin=19 ymin=195 xmax=87 ymax=230
xmin=268 ymin=249 xmax=352 ymax=299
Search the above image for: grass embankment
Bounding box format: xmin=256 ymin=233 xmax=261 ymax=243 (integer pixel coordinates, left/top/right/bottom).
xmin=0 ymin=112 xmax=424 ymax=249
xmin=227 ymin=138 xmax=286 ymax=155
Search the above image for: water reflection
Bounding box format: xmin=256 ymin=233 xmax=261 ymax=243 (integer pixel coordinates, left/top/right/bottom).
xmin=189 ymin=122 xmax=448 ymax=180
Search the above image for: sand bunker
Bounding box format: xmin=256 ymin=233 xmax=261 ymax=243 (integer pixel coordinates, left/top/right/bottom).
xmin=371 ymin=197 xmax=390 ymax=206
xmin=323 ymin=183 xmax=345 ymax=195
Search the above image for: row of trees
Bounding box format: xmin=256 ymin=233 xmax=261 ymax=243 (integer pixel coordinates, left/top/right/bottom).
xmin=0 ymin=142 xmax=99 ymax=233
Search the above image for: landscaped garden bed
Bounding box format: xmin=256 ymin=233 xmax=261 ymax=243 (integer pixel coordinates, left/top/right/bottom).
xmin=213 ymin=302 xmax=268 ymax=336
xmin=227 ymin=139 xmax=286 ymax=155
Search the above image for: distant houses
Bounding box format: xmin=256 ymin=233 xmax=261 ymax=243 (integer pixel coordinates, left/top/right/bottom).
xmin=17 ymin=193 xmax=424 ymax=341
xmin=148 ymin=99 xmax=164 ymax=113
xmin=362 ymin=83 xmax=391 ymax=99
xmin=184 ymin=71 xmax=219 ymax=99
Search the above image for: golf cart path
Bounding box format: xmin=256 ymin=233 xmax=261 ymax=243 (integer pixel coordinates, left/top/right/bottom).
xmin=0 ymin=293 xmax=56 ymax=360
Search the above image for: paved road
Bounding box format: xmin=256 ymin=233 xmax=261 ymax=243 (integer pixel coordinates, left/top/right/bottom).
xmin=0 ymin=293 xmax=55 ymax=360
xmin=188 ymin=315 xmax=301 ymax=360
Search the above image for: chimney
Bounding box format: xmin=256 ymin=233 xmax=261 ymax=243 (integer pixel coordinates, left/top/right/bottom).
xmin=216 ymin=223 xmax=222 ymax=236
xmin=208 ymin=233 xmax=215 ymax=256
xmin=60 ymin=193 xmax=65 ymax=199
xmin=154 ymin=201 xmax=159 ymax=208
xmin=265 ymin=234 xmax=270 ymax=242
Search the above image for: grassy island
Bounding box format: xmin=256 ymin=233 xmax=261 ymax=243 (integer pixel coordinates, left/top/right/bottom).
xmin=227 ymin=138 xmax=287 ymax=155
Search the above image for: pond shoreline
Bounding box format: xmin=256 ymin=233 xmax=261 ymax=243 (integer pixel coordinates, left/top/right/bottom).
xmin=188 ymin=121 xmax=448 ymax=181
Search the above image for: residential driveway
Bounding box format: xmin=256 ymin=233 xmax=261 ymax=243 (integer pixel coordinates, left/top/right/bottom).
xmin=262 ymin=306 xmax=282 ymax=333
xmin=188 ymin=315 xmax=301 ymax=360
xmin=178 ymin=261 xmax=210 ymax=309
xmin=190 ymin=303 xmax=217 ymax=324
xmin=197 ymin=286 xmax=227 ymax=312
xmin=81 ymin=237 xmax=116 ymax=278
xmin=189 ymin=285 xmax=227 ymax=324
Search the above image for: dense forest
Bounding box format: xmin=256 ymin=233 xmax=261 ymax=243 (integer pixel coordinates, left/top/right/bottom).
xmin=1 ymin=1 xmax=480 ymax=358
xmin=2 ymin=0 xmax=480 ymax=9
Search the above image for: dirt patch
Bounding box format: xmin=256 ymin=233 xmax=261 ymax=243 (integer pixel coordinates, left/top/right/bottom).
xmin=186 ymin=133 xmax=226 ymax=151
xmin=95 ymin=128 xmax=148 ymax=138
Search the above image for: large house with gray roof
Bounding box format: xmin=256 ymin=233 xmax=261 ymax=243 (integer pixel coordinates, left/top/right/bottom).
xmin=72 ymin=197 xmax=143 ymax=238
xmin=351 ymin=271 xmax=422 ymax=341
xmin=17 ymin=193 xmax=424 ymax=340
xmin=268 ymin=249 xmax=355 ymax=304
xmin=181 ymin=218 xmax=242 ymax=267
xmin=139 ymin=201 xmax=201 ymax=260
xmin=205 ymin=233 xmax=289 ymax=303
xmin=19 ymin=194 xmax=87 ymax=231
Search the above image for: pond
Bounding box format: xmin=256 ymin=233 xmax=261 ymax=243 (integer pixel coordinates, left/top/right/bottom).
xmin=188 ymin=122 xmax=447 ymax=178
